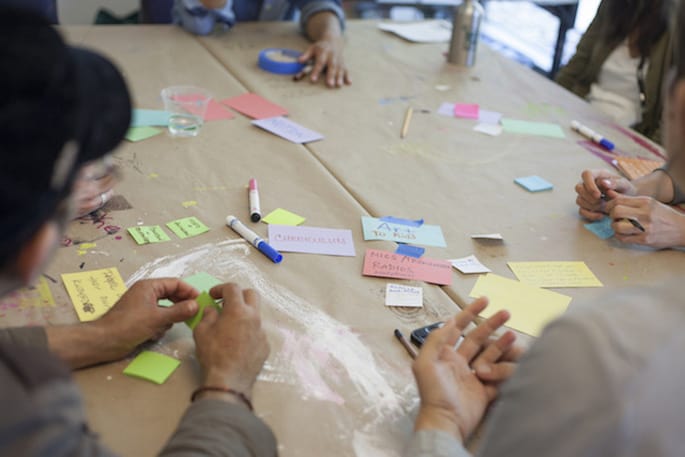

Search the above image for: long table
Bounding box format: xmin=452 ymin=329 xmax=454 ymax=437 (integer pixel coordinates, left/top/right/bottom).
xmin=1 ymin=20 xmax=682 ymax=457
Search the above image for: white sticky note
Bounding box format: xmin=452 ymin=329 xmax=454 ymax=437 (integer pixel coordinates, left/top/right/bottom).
xmin=437 ymin=102 xmax=456 ymax=117
xmin=471 ymin=233 xmax=504 ymax=240
xmin=385 ymin=283 xmax=423 ymax=307
xmin=473 ymin=123 xmax=503 ymax=136
xmin=252 ymin=116 xmax=323 ymax=144
xmin=478 ymin=110 xmax=502 ymax=124
xmin=450 ymin=255 xmax=491 ymax=274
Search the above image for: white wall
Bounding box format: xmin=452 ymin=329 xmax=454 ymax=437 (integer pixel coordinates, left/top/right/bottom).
xmin=58 ymin=0 xmax=139 ymax=24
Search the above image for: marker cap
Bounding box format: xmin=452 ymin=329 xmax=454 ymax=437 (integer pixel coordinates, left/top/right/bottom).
xmin=258 ymin=242 xmax=283 ymax=264
xmin=599 ymin=139 xmax=615 ymax=151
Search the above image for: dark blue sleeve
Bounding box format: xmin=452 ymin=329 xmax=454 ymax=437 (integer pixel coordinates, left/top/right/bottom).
xmin=2 ymin=0 xmax=58 ymax=23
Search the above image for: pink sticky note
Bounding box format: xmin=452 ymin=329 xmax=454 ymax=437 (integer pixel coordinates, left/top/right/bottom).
xmin=203 ymin=100 xmax=235 ymax=121
xmin=221 ymin=93 xmax=288 ymax=120
xmin=362 ymin=249 xmax=452 ymax=285
xmin=268 ymin=225 xmax=355 ymax=256
xmin=454 ymin=103 xmax=479 ymax=119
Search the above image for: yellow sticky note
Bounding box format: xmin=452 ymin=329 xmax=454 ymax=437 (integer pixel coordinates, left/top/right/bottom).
xmin=262 ymin=208 xmax=305 ymax=226
xmin=62 ymin=267 xmax=127 ymax=322
xmin=507 ymin=261 xmax=603 ymax=288
xmin=469 ymin=274 xmax=571 ymax=337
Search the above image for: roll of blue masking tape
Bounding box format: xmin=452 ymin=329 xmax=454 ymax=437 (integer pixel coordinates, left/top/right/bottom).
xmin=258 ymin=48 xmax=306 ymax=75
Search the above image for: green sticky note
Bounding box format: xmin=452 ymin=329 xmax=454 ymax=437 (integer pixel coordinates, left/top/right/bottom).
xmin=127 ymin=226 xmax=172 ymax=245
xmin=501 ymin=119 xmax=565 ymax=139
xmin=166 ymin=216 xmax=210 ymax=239
xmin=185 ymin=291 xmax=221 ymax=330
xmin=262 ymin=208 xmax=305 ymax=226
xmin=125 ymin=126 xmax=163 ymax=142
xmin=123 ymin=351 xmax=181 ymax=384
xmin=158 ymin=272 xmax=222 ymax=308
xmin=131 ymin=109 xmax=171 ymax=127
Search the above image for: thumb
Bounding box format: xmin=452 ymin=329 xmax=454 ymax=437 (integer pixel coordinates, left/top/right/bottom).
xmin=194 ymin=306 xmax=220 ymax=333
xmin=166 ymin=299 xmax=199 ymax=323
xmin=298 ymin=48 xmax=313 ymax=63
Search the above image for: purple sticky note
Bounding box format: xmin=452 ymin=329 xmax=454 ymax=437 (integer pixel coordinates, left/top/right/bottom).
xmin=454 ymin=103 xmax=479 ymax=119
xmin=437 ymin=102 xmax=456 ymax=117
xmin=395 ymin=244 xmax=425 ymax=258
xmin=478 ymin=109 xmax=502 ymax=125
xmin=268 ymin=225 xmax=355 ymax=256
xmin=252 ymin=116 xmax=323 ymax=144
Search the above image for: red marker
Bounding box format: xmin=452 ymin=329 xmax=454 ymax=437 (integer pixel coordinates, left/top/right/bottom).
xmin=248 ymin=178 xmax=261 ymax=222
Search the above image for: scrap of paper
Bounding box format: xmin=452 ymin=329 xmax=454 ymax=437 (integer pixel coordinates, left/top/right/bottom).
xmin=379 ymin=216 xmax=424 ymax=227
xmin=454 ymin=103 xmax=479 ymax=119
xmin=478 ymin=110 xmax=502 ymax=125
xmin=123 ymin=351 xmax=181 ymax=385
xmin=361 ymin=216 xmax=446 ymax=247
xmin=584 ymin=217 xmax=615 ymax=240
xmin=471 ymin=233 xmax=503 ymax=240
xmin=252 ymin=116 xmax=323 ymax=144
xmin=202 ymin=99 xmax=235 ymax=121
xmin=125 ymin=126 xmax=162 ymax=142
xmin=159 ymin=272 xmax=222 ymax=308
xmin=221 ymin=93 xmax=288 ymax=119
xmin=127 ymin=225 xmax=171 ymax=245
xmin=377 ymin=20 xmax=451 ymax=43
xmin=166 ymin=216 xmax=210 ymax=239
xmin=62 ymin=267 xmax=127 ymax=322
xmin=473 ymin=123 xmax=502 ymax=136
xmin=514 ymin=175 xmax=554 ymax=192
xmin=450 ymin=255 xmax=491 ymax=274
xmin=385 ymin=283 xmax=423 ymax=307
xmin=395 ymin=244 xmax=425 ymax=258
xmin=186 ymin=291 xmax=221 ymax=330
xmin=262 ymin=208 xmax=305 ymax=226
xmin=616 ymin=156 xmax=664 ymax=180
xmin=501 ymin=119 xmax=565 ymax=139
xmin=362 ymin=249 xmax=452 ymax=285
xmin=437 ymin=102 xmax=455 ymax=117
xmin=131 ymin=109 xmax=171 ymax=127
xmin=469 ymin=273 xmax=571 ymax=337
xmin=268 ymin=225 xmax=355 ymax=256
xmin=508 ymin=261 xmax=603 ymax=288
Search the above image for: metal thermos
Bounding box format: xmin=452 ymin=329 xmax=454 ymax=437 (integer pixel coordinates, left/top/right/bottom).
xmin=447 ymin=0 xmax=484 ymax=66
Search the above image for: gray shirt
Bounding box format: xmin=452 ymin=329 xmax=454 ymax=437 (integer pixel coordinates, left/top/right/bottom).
xmin=406 ymin=280 xmax=685 ymax=457
xmin=0 ymin=326 xmax=277 ymax=457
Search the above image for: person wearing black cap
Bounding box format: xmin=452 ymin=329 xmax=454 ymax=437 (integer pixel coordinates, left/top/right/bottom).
xmin=0 ymin=9 xmax=276 ymax=456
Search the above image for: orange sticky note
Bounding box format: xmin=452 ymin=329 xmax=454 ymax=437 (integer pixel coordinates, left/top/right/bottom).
xmin=221 ymin=93 xmax=288 ymax=119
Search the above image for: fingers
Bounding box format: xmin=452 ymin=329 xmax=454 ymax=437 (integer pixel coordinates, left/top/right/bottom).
xmin=210 ymin=282 xmax=242 ymax=303
xmin=457 ymin=310 xmax=511 ymax=363
xmin=417 ymin=317 xmax=460 ymax=362
xmin=163 ymin=298 xmax=199 ymax=323
xmin=309 ymin=50 xmax=328 ymax=84
xmin=297 ymin=48 xmax=314 ymax=63
xmin=580 ymin=169 xmax=604 ymax=199
xmin=472 ymin=331 xmax=516 ymax=376
xmin=452 ymin=297 xmax=488 ymax=333
xmin=476 ymin=361 xmax=517 ymax=384
xmin=149 ymin=278 xmax=199 ymax=303
xmin=194 ymin=306 xmax=220 ymax=335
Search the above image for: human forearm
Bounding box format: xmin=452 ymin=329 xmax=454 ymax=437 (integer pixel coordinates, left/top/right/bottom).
xmin=633 ymin=170 xmax=675 ymax=202
xmin=304 ymin=10 xmax=342 ymax=42
xmin=45 ymin=322 xmax=120 ymax=369
xmin=405 ymin=429 xmax=471 ymax=457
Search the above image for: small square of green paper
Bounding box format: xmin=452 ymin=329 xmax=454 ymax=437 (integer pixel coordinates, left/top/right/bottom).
xmin=123 ymin=351 xmax=180 ymax=385
xmin=125 ymin=126 xmax=163 ymax=142
xmin=186 ymin=291 xmax=222 ymax=329
xmin=158 ymin=272 xmax=222 ymax=308
xmin=262 ymin=208 xmax=305 ymax=226
xmin=166 ymin=216 xmax=210 ymax=239
xmin=127 ymin=225 xmax=171 ymax=245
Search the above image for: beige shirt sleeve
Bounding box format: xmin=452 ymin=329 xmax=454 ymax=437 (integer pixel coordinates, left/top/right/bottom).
xmin=0 ymin=326 xmax=48 ymax=349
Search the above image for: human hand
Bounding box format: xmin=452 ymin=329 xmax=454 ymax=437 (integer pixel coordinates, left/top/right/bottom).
xmin=193 ymin=284 xmax=269 ymax=399
xmin=412 ymin=297 xmax=515 ymax=442
xmin=73 ymin=162 xmax=120 ymax=218
xmin=606 ymin=194 xmax=685 ymax=248
xmin=297 ymin=35 xmax=350 ymax=88
xmin=575 ymin=169 xmax=635 ymax=221
xmin=95 ymin=279 xmax=199 ymax=362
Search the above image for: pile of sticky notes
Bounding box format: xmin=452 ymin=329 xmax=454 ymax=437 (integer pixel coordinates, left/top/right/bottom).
xmin=123 ymin=351 xmax=181 ymax=384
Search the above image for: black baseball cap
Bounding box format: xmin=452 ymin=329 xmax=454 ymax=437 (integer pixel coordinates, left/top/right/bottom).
xmin=0 ymin=8 xmax=132 ymax=264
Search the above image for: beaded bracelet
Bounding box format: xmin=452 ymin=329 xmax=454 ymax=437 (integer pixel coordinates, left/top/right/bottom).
xmin=191 ymin=386 xmax=253 ymax=411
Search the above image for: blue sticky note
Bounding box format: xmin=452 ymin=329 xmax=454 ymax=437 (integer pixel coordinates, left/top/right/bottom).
xmin=584 ymin=218 xmax=615 ymax=240
xmin=514 ymin=175 xmax=554 ymax=192
xmin=379 ymin=216 xmax=424 ymax=227
xmin=361 ymin=216 xmax=446 ymax=247
xmin=131 ymin=109 xmax=171 ymax=127
xmin=395 ymin=244 xmax=425 ymax=258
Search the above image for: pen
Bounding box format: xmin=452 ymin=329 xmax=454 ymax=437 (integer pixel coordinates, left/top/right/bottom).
xmin=292 ymin=64 xmax=313 ymax=81
xmin=400 ymin=107 xmax=413 ymax=139
xmin=226 ymin=215 xmax=283 ymax=264
xmin=394 ymin=329 xmax=418 ymax=359
xmin=248 ymin=178 xmax=261 ymax=222
xmin=571 ymin=120 xmax=615 ymax=151
xmin=618 ymin=217 xmax=646 ymax=232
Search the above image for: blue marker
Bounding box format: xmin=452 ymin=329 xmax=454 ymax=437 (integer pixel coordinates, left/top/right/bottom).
xmin=226 ymin=215 xmax=283 ymax=264
xmin=571 ymin=120 xmax=615 ymax=151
